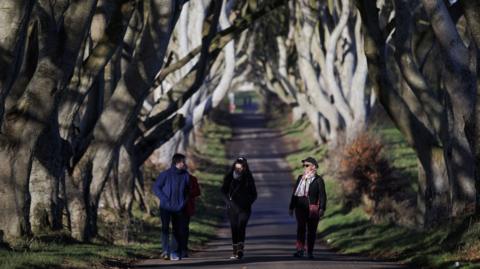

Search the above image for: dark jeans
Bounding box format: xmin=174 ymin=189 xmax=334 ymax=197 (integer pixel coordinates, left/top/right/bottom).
xmin=226 ymin=202 xmax=251 ymax=244
xmin=294 ymin=197 xmax=320 ymax=253
xmin=160 ymin=208 xmax=187 ymax=254
xmin=182 ymin=215 xmax=191 ymax=253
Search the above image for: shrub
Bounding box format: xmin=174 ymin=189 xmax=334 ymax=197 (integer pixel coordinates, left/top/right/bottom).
xmin=337 ymin=132 xmax=414 ymax=224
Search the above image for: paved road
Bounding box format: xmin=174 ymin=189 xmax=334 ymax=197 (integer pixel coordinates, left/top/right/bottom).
xmin=133 ymin=113 xmax=410 ymax=269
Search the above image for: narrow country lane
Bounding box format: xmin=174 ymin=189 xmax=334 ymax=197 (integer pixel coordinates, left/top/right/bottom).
xmin=133 ymin=112 xmax=410 ymax=269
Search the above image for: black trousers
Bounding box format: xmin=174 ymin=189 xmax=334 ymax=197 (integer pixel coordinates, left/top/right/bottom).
xmin=226 ymin=202 xmax=251 ymax=244
xmin=160 ymin=208 xmax=187 ymax=254
xmin=294 ymin=197 xmax=320 ymax=253
xmin=182 ymin=215 xmax=191 ymax=252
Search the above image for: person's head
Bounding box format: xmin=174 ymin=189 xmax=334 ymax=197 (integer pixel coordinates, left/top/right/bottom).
xmin=231 ymin=157 xmax=249 ymax=175
xmin=301 ymin=157 xmax=318 ymax=174
xmin=172 ymin=153 xmax=187 ymax=170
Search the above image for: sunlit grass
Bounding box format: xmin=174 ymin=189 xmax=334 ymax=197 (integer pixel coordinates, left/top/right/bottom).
xmin=375 ymin=125 xmax=418 ymax=183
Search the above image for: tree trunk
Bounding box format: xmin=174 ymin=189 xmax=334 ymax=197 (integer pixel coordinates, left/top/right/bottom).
xmin=416 ymin=146 xmax=450 ymax=226
xmin=462 ymin=0 xmax=480 ymax=211
xmin=294 ymin=1 xmax=343 ymax=142
xmin=347 ymin=10 xmax=368 ymax=141
xmin=0 ymin=0 xmax=97 ymax=243
xmin=323 ymin=0 xmax=354 ymax=124
xmin=64 ymin=171 xmax=88 ymax=241
xmin=134 ymin=172 xmax=151 ymax=215
xmin=100 ymin=142 xmax=136 ymax=218
xmin=29 ymin=124 xmax=63 ymax=234
xmin=0 ymin=0 xmax=34 ymax=114
xmin=356 ymin=0 xmax=455 ymax=227
xmin=422 ymin=0 xmax=477 ymax=215
xmin=69 ymin=0 xmax=188 ymax=241
xmin=57 ymin=0 xmax=136 ymax=141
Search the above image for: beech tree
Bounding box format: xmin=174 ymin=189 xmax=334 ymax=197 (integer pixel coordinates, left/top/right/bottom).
xmin=1 ymin=0 xmax=479 ymax=246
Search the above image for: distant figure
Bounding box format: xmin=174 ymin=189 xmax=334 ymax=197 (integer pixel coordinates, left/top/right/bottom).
xmin=153 ymin=153 xmax=190 ymax=261
xmin=221 ymin=157 xmax=257 ymax=259
xmin=289 ymin=157 xmax=327 ymax=259
xmin=228 ymin=92 xmax=236 ymax=113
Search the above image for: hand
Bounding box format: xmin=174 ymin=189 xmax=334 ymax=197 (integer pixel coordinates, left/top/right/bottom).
xmin=288 ymin=209 xmax=293 ymax=217
xmin=318 ymin=210 xmax=324 ymax=218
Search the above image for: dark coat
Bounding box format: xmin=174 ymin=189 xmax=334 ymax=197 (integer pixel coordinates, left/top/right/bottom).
xmin=185 ymin=175 xmax=201 ymax=217
xmin=153 ymin=166 xmax=189 ymax=212
xmin=221 ymin=172 xmax=257 ymax=211
xmin=289 ymin=174 xmax=327 ymax=212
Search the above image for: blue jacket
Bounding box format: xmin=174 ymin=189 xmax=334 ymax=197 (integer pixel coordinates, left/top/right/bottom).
xmin=153 ymin=166 xmax=189 ymax=212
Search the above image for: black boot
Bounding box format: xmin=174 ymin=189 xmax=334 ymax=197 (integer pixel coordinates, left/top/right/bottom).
xmin=237 ymin=242 xmax=244 ymax=259
xmin=230 ymin=244 xmax=238 ymax=259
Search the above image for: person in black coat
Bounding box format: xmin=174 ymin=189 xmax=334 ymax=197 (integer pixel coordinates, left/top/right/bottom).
xmin=288 ymin=157 xmax=327 ymax=259
xmin=221 ymin=157 xmax=257 ymax=259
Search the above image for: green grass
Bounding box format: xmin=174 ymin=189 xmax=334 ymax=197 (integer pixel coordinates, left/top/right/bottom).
xmin=375 ymin=124 xmax=418 ymax=186
xmin=0 ymin=237 xmax=161 ymax=269
xmin=277 ymin=116 xmax=480 ymax=269
xmin=187 ymin=117 xmax=232 ymax=247
xmin=317 ymin=210 xmax=480 ymax=268
xmin=0 ymin=115 xmax=232 ymax=269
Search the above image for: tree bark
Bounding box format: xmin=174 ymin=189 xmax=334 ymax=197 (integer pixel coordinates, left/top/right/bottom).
xmin=58 ymin=0 xmax=136 ymax=141
xmin=0 ymin=0 xmax=35 ymax=118
xmin=68 ymin=0 xmax=187 ymax=241
xmin=461 ymin=0 xmax=480 ymax=211
xmin=293 ymin=5 xmax=340 ymax=138
xmin=422 ymin=0 xmax=477 ymax=215
xmin=323 ymin=0 xmax=355 ymax=123
xmin=29 ymin=122 xmax=64 ymax=234
xmin=0 ymin=0 xmax=97 ymax=243
xmin=356 ymin=0 xmax=456 ymax=226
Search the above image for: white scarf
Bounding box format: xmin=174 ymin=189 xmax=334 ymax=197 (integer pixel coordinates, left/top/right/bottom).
xmin=294 ymin=171 xmax=316 ymax=197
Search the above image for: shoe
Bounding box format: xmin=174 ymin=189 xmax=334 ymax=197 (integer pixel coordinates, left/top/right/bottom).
xmin=237 ymin=250 xmax=243 ymax=259
xmin=237 ymin=242 xmax=244 ymax=259
xmin=170 ymin=252 xmax=180 ymax=261
xmin=293 ymin=249 xmax=304 ymax=258
xmin=161 ymin=251 xmax=169 ymax=260
xmin=307 ymin=252 xmax=314 ymax=259
xmin=180 ymin=251 xmax=188 ymax=258
xmin=230 ymin=244 xmax=238 ymax=259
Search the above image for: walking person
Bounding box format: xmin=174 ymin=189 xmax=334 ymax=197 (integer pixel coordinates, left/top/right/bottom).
xmin=181 ymin=173 xmax=201 ymax=258
xmin=289 ymin=157 xmax=327 ymax=259
xmin=153 ymin=153 xmax=190 ymax=261
xmin=221 ymin=157 xmax=257 ymax=259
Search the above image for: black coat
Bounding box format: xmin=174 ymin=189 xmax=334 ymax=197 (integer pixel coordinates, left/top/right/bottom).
xmin=221 ymin=172 xmax=257 ymax=211
xmin=289 ymin=174 xmax=327 ymax=212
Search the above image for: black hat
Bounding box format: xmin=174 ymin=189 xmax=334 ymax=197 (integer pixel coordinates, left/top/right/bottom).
xmin=302 ymin=157 xmax=318 ymax=168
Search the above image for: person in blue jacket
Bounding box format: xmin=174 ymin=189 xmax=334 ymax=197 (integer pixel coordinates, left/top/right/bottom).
xmin=153 ymin=153 xmax=189 ymax=261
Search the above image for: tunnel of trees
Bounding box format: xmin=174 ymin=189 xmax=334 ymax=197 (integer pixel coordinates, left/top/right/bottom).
xmin=0 ymin=0 xmax=479 ymax=245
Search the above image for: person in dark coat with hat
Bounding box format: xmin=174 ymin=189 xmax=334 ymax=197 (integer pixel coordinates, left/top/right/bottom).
xmin=289 ymin=157 xmax=327 ymax=259
xmin=221 ymin=157 xmax=257 ymax=259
